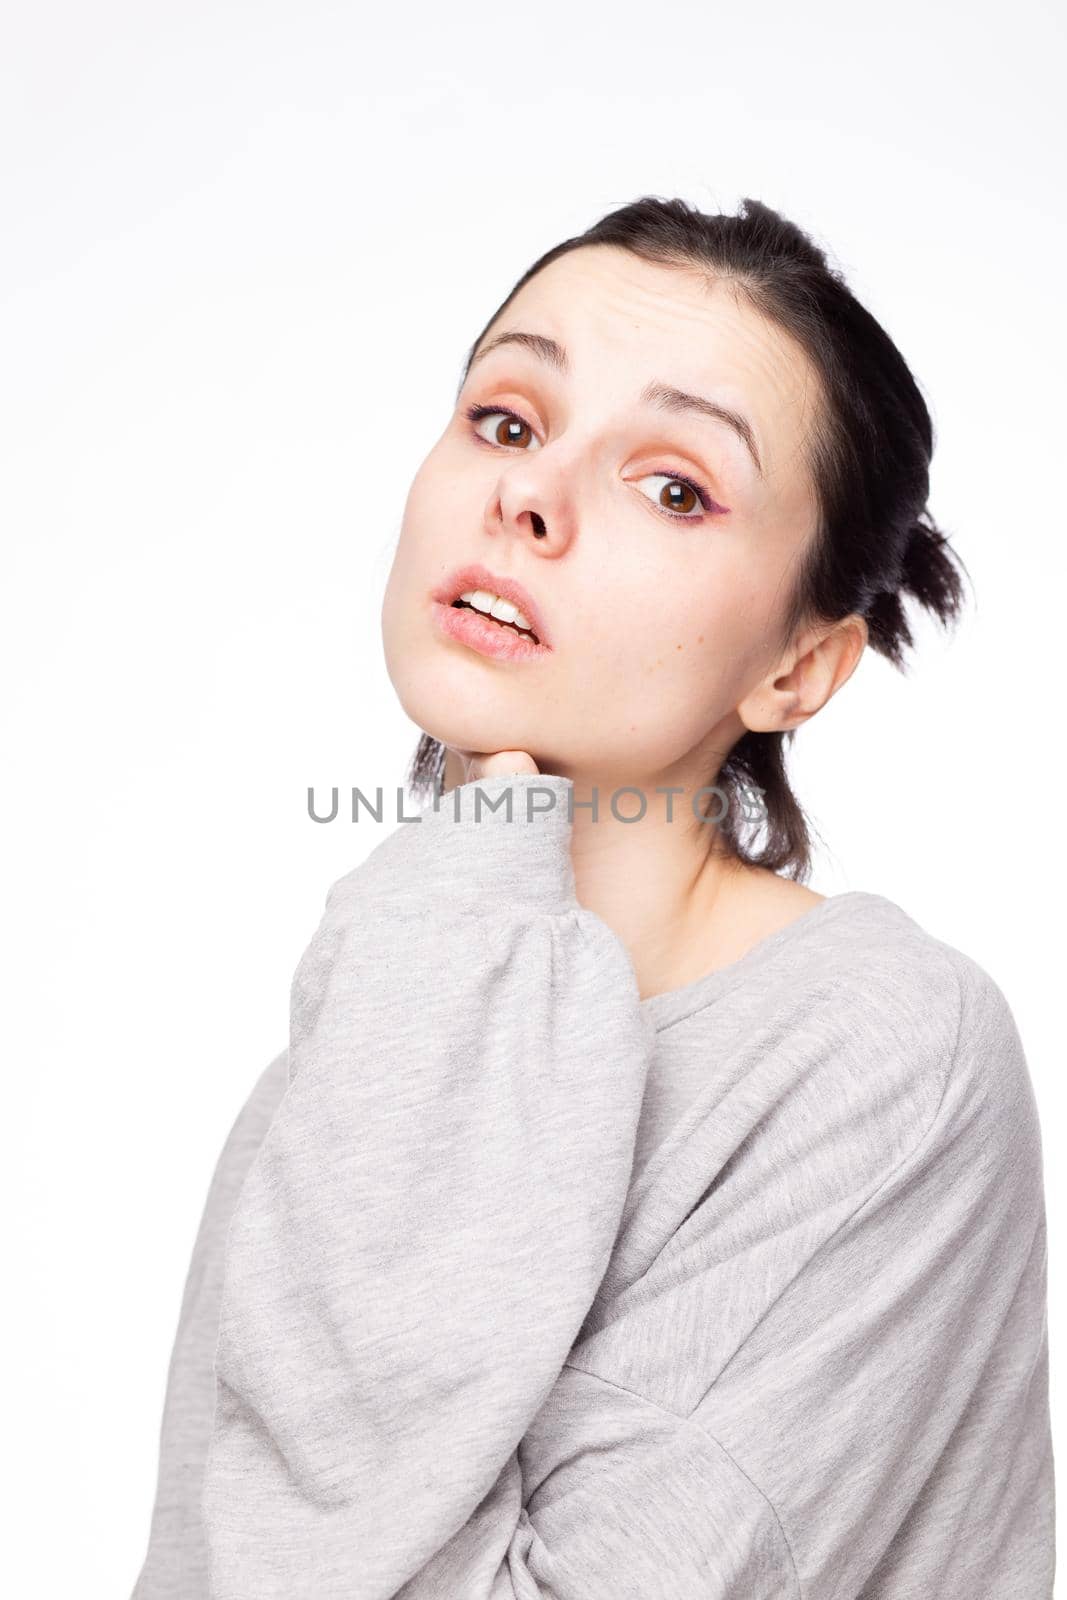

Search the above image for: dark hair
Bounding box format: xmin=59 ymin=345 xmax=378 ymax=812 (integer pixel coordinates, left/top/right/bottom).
xmin=406 ymin=194 xmax=970 ymax=881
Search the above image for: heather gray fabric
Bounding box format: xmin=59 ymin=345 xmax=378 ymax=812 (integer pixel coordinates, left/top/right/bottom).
xmin=130 ymin=773 xmax=1055 ymax=1598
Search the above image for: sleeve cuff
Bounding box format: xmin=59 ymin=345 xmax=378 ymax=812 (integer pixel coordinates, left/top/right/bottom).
xmin=329 ymin=773 xmax=580 ymax=917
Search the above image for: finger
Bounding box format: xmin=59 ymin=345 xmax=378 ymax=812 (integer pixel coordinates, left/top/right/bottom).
xmin=469 ymin=751 xmax=541 ymax=781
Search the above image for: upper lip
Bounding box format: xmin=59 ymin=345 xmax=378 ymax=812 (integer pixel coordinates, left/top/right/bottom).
xmin=432 ymin=562 xmax=551 ymax=647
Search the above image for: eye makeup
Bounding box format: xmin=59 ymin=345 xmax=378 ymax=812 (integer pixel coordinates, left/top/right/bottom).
xmin=461 ymin=400 xmax=732 ymax=523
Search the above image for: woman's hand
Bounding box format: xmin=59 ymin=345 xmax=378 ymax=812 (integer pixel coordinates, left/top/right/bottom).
xmin=453 ymin=749 xmax=541 ymax=785
xmin=439 ymin=746 xmax=541 ymax=794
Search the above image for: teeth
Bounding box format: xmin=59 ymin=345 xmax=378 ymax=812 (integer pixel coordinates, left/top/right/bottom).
xmin=459 ymin=589 xmax=534 ymax=633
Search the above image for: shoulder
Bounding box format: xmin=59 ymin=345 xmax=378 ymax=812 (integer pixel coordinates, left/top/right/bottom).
xmin=794 ymin=892 xmax=1040 ymax=1165
xmin=738 ymin=891 xmax=1038 ymax=1163
xmin=778 ymin=889 xmax=1018 ymax=1048
xmin=751 ymin=891 xmax=965 ymax=1072
xmin=820 ymin=892 xmax=1028 ymax=1060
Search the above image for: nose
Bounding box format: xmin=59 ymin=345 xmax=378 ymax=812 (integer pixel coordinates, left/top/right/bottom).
xmin=490 ymin=460 xmax=573 ymax=553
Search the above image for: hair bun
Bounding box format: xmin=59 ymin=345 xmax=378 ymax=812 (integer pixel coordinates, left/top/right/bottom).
xmin=899 ymin=513 xmax=969 ymax=621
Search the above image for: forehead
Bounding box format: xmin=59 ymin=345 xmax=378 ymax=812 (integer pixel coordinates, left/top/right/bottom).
xmin=488 ymin=245 xmax=822 ymax=488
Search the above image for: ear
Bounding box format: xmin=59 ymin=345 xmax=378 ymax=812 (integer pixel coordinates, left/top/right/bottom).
xmin=736 ymin=614 xmax=869 ymax=735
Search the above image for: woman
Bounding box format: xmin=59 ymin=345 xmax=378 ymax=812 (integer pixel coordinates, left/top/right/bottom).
xmin=132 ymin=196 xmax=1054 ymax=1598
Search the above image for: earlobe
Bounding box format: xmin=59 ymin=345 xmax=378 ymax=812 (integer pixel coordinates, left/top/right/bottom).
xmin=735 ymin=677 xmax=806 ymax=736
xmin=734 ymin=633 xmax=818 ymax=734
xmin=738 ymin=616 xmax=867 ymax=737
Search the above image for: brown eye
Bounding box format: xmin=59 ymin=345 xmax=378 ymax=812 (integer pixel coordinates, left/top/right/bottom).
xmin=495 ymin=416 xmax=531 ymax=447
xmin=660 ymin=481 xmax=698 ymax=513
xmin=636 ymin=472 xmax=710 ymax=520
xmin=466 ymin=405 xmax=541 ymax=453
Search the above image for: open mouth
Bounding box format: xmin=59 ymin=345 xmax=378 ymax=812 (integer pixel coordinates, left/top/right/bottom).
xmin=447 ymin=595 xmax=537 ymax=643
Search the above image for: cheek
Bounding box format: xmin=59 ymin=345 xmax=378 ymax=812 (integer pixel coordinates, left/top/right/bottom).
xmin=564 ymin=574 xmax=767 ymax=768
xmin=387 ymin=450 xmax=478 ymax=609
xmin=382 ymin=456 xmax=458 ymax=645
xmin=381 ymin=489 xmax=436 ymax=701
xmin=585 ymin=579 xmax=745 ymax=703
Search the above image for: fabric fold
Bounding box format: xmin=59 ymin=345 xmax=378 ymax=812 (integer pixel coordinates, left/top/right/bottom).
xmin=200 ymin=773 xmax=656 ymax=1598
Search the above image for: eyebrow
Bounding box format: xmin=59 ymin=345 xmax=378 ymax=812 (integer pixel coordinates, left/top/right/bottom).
xmin=464 ymin=329 xmax=764 ymax=479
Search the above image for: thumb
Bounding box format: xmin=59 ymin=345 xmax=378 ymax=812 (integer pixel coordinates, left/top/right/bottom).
xmin=466 ymin=750 xmax=541 ymax=782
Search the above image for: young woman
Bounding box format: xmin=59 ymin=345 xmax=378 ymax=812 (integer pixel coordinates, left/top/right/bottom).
xmin=132 ymin=196 xmax=1054 ymax=1599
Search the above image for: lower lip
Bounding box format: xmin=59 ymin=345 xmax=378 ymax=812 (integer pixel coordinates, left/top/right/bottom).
xmin=431 ymin=600 xmax=550 ymax=662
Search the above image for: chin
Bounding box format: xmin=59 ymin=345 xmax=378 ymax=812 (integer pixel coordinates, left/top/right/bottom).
xmin=385 ymin=660 xmax=522 ymax=759
xmin=383 ymin=618 xmax=529 ymax=743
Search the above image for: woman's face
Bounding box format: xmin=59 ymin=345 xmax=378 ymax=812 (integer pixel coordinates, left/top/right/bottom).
xmin=381 ymin=244 xmax=828 ymax=789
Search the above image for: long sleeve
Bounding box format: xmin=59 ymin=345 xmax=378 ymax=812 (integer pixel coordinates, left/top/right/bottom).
xmin=131 ymin=1048 xmax=291 ymax=1598
xmin=134 ymin=786 xmax=1051 ymax=1597
xmin=200 ymin=773 xmax=657 ymax=1599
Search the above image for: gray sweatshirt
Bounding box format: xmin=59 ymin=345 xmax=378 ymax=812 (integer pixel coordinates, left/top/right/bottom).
xmin=130 ymin=773 xmax=1055 ymax=1598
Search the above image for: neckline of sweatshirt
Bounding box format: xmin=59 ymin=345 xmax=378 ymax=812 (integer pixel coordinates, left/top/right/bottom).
xmin=406 ymin=769 xmax=900 ymax=1039
xmin=640 ymin=888 xmax=897 ymax=1033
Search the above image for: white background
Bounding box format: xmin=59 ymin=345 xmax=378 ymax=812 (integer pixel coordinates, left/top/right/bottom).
xmin=2 ymin=1 xmax=1062 ymax=1592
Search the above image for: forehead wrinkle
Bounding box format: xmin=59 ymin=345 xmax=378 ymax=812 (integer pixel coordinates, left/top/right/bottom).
xmin=466 ymin=327 xmax=772 ymax=479
xmin=466 ymin=257 xmax=817 ymax=489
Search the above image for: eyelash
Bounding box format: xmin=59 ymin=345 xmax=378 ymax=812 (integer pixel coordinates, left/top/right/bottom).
xmin=462 ymin=402 xmax=719 ymax=522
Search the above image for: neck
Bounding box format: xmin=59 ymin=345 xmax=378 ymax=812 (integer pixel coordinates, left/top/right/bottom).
xmin=562 ymin=771 xmax=750 ymax=1001
xmin=443 ymin=745 xmax=766 ymax=1000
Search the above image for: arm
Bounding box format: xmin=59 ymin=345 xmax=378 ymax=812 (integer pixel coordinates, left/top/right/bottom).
xmin=201 ymin=773 xmax=657 ymax=1599
xmin=130 ymin=1048 xmax=290 ymax=1599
